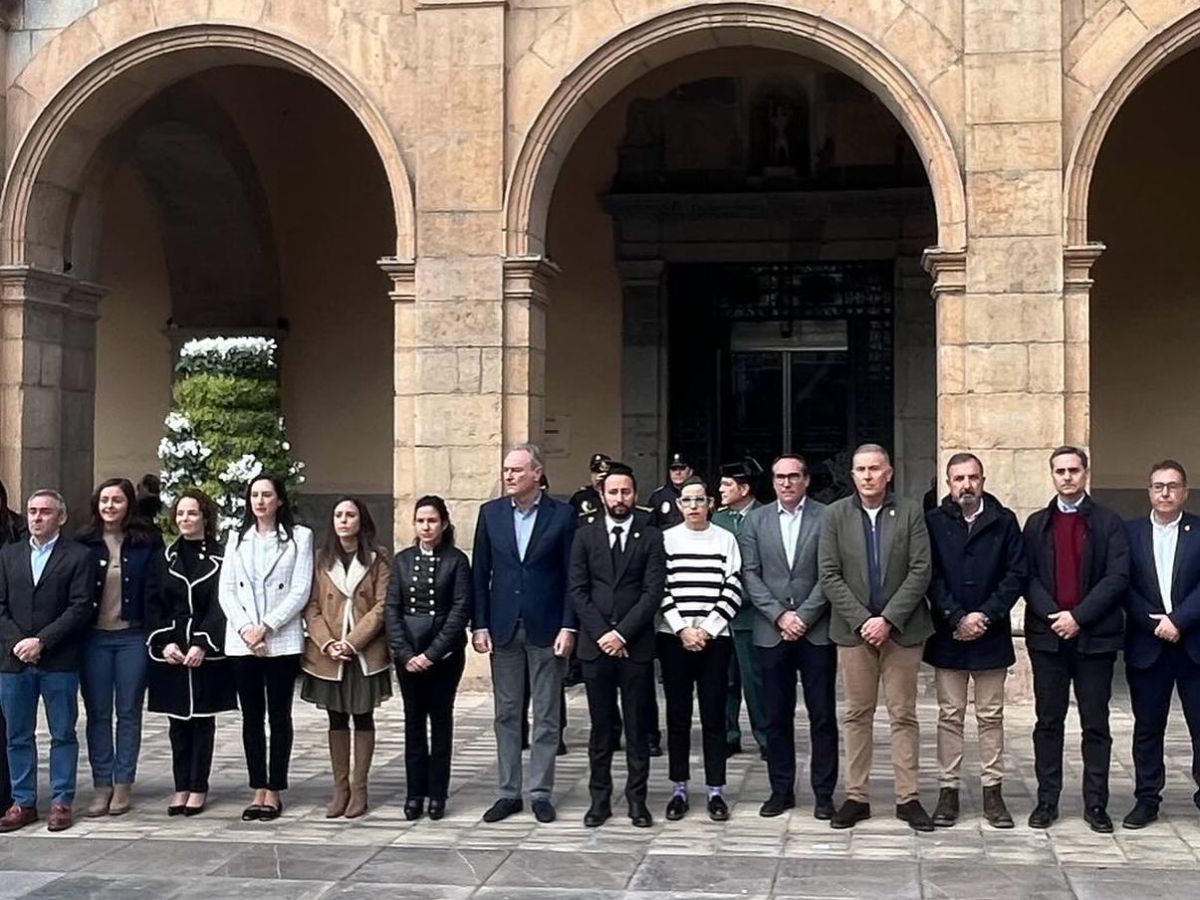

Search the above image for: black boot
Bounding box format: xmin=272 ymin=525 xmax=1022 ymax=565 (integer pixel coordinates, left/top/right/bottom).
xmin=932 ymin=787 xmax=959 ymax=827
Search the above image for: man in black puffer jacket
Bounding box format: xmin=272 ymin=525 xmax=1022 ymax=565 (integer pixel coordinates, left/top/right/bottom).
xmin=924 ymin=453 xmax=1026 ymax=831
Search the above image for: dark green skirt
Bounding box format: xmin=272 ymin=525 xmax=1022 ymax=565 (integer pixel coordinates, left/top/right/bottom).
xmin=301 ymin=663 xmax=392 ymax=715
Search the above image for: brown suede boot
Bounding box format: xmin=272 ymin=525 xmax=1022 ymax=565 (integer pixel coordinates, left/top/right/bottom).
xmin=982 ymin=784 xmax=1014 ymax=829
xmin=326 ymin=730 xmax=352 ymax=818
xmin=344 ymin=730 xmax=375 ymax=819
xmin=932 ymin=787 xmax=959 ymax=827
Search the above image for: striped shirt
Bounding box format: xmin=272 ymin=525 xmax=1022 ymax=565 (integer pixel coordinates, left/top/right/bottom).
xmin=659 ymin=523 xmax=742 ymax=638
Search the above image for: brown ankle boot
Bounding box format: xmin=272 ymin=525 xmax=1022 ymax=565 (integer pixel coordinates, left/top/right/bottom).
xmin=344 ymin=730 xmax=375 ymax=819
xmin=326 ymin=730 xmax=352 ymax=818
xmin=982 ymin=784 xmax=1014 ymax=829
xmin=932 ymin=787 xmax=958 ymax=827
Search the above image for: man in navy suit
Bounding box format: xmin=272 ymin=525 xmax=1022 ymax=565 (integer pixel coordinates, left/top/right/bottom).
xmin=473 ymin=443 xmax=577 ymax=824
xmin=1123 ymin=459 xmax=1200 ymax=828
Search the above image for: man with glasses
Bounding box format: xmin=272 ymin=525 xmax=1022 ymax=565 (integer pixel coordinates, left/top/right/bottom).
xmin=1022 ymin=445 xmax=1128 ymax=833
xmin=740 ymin=454 xmax=836 ymax=819
xmin=1122 ymin=460 xmax=1200 ymax=829
xmin=818 ymin=444 xmax=934 ymax=831
xmin=648 ymin=453 xmax=693 ymax=532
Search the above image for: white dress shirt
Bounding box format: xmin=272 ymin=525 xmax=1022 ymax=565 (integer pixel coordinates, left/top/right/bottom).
xmin=778 ymin=499 xmax=806 ymax=569
xmin=1151 ymin=512 xmax=1182 ymax=613
xmin=605 ymin=514 xmax=630 ymax=552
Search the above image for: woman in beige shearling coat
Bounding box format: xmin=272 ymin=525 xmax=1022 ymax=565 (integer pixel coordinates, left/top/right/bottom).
xmin=300 ymin=496 xmax=392 ymax=819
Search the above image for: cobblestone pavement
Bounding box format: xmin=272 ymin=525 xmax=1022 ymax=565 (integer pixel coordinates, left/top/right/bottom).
xmin=0 ymin=673 xmax=1198 ymax=898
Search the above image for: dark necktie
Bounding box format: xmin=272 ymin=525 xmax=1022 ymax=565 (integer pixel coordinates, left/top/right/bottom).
xmin=611 ymin=525 xmax=624 ymax=572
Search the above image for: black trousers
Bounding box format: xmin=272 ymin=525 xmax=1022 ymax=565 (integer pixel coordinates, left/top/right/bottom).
xmin=1127 ymin=644 xmax=1200 ymax=807
xmin=0 ymin=705 xmax=10 ymax=810
xmin=657 ymin=632 xmax=732 ymax=786
xmin=1030 ymin=645 xmax=1116 ymax=808
xmin=397 ymin=647 xmax=465 ymax=800
xmin=232 ymin=654 xmax=300 ymax=791
xmin=169 ymin=717 xmax=216 ymax=793
xmin=760 ymin=638 xmax=838 ymax=801
xmin=582 ymin=655 xmax=653 ymax=809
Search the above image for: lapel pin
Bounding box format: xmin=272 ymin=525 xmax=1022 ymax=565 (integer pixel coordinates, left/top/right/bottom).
xmin=889 ymin=509 xmax=896 ymax=517
xmin=634 ymin=532 xmax=640 ymax=539
xmin=1186 ymin=525 xmax=1192 ymax=532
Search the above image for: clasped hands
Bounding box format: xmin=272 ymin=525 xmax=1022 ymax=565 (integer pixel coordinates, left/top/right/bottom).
xmin=163 ymin=643 xmax=207 ymax=667
xmin=471 ymin=628 xmax=576 ymax=658
xmin=859 ymin=616 xmax=891 ymax=647
xmin=12 ymin=637 xmax=41 ymax=664
xmin=776 ymin=610 xmax=807 ymax=641
xmin=1150 ymin=613 xmax=1181 ymax=643
xmin=1048 ymin=610 xmax=1080 ymax=640
xmin=239 ymin=623 xmax=271 ymax=657
xmin=597 ymin=630 xmax=628 ymax=657
xmin=953 ymin=611 xmax=989 ymax=642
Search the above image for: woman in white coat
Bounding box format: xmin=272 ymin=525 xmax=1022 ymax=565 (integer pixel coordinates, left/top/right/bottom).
xmin=218 ymin=474 xmax=314 ymax=822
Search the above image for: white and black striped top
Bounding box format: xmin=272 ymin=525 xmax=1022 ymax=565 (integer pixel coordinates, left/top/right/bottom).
xmin=658 ymin=523 xmax=742 ymax=638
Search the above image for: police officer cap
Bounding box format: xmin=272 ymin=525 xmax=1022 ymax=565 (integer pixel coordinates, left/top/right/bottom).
xmin=720 ymin=456 xmax=763 ymax=484
xmin=667 ymin=452 xmax=691 ymax=470
xmin=589 ymin=453 xmax=613 ymax=474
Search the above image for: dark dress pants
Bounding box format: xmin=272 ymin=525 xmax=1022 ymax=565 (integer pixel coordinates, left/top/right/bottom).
xmin=657 ymin=633 xmax=732 ymax=786
xmin=1127 ymin=643 xmax=1200 ymax=808
xmin=760 ymin=637 xmax=838 ymax=801
xmin=397 ymin=647 xmax=466 ymax=800
xmin=1030 ymin=644 xmax=1116 ymax=808
xmin=0 ymin=705 xmax=10 ymax=810
xmin=169 ymin=717 xmax=216 ymax=793
xmin=232 ymin=654 xmax=300 ymax=791
xmin=582 ymin=655 xmax=653 ymax=811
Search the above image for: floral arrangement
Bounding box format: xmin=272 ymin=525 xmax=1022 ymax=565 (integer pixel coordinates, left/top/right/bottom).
xmin=158 ymin=337 xmax=304 ymax=534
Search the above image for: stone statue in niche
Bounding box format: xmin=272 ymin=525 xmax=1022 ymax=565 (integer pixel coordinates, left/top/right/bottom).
xmin=770 ymin=102 xmax=793 ymax=166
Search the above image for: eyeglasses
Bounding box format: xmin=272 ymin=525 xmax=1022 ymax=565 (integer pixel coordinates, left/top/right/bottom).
xmin=678 ymin=497 xmax=708 ymax=507
xmin=1150 ymin=482 xmax=1186 ymax=494
xmin=774 ymin=473 xmax=805 ymax=483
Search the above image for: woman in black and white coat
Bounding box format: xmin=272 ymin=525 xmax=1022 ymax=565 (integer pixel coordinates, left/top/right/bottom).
xmin=218 ymin=474 xmax=314 ymax=822
xmin=146 ymin=489 xmax=236 ymax=817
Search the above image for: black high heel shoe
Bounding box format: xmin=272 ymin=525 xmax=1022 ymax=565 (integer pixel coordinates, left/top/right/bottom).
xmin=427 ymin=799 xmax=446 ymax=821
xmin=404 ymin=798 xmax=424 ymax=821
xmin=258 ymin=799 xmax=284 ymax=822
xmin=167 ymin=804 xmax=186 ymax=817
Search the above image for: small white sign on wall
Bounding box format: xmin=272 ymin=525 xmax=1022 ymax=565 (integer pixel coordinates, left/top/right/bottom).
xmin=543 ymin=416 xmax=570 ymax=457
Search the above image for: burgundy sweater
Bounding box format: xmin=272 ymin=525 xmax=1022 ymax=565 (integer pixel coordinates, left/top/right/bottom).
xmin=1051 ymin=509 xmax=1086 ymax=610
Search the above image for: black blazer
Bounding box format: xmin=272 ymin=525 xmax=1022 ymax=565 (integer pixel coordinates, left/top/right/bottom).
xmin=1125 ymin=513 xmax=1200 ymax=668
xmin=386 ymin=545 xmax=472 ymax=664
xmin=1023 ymin=495 xmax=1129 ymax=655
xmin=0 ymin=537 xmax=96 ymax=672
xmin=77 ymin=529 xmax=165 ymax=625
xmin=568 ymin=511 xmax=666 ymax=663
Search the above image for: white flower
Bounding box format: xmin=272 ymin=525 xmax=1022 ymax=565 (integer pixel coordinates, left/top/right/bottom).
xmin=218 ymin=454 xmax=263 ymax=484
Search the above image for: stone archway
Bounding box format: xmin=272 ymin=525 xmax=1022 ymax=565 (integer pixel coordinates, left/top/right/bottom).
xmin=505 ymin=2 xmax=966 ymax=260
xmin=0 ymin=23 xmax=416 ymax=517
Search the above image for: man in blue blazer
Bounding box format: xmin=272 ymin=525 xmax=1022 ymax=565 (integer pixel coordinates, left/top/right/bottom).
xmin=473 ymin=443 xmax=577 ymax=824
xmin=1123 ymin=458 xmax=1200 ymax=829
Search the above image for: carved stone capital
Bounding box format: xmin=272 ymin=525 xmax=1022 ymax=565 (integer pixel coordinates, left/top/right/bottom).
xmin=0 ymin=265 xmax=106 ymax=318
xmin=502 ymin=256 xmax=559 ymax=308
xmin=378 ymin=257 xmax=416 ymax=304
xmin=1063 ymin=243 xmax=1106 ymax=291
xmin=920 ymin=246 xmax=966 ymax=298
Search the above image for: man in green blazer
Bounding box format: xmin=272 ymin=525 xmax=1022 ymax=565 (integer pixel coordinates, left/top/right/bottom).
xmin=818 ymin=444 xmax=933 ymax=832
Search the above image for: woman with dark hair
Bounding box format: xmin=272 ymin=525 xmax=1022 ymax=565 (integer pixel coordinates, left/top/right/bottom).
xmin=300 ymin=497 xmax=392 ymax=819
xmin=385 ymin=495 xmax=471 ymax=821
xmin=145 ymin=489 xmax=237 ymax=816
xmin=76 ymin=477 xmax=165 ymax=816
xmin=218 ymin=474 xmax=313 ymax=822
xmin=0 ymin=479 xmax=25 ymax=815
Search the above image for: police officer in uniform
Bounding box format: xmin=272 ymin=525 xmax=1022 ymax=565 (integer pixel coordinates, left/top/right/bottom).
xmin=570 ymin=454 xmax=612 ymax=518
xmin=713 ymin=458 xmax=769 ymax=759
xmin=648 ymin=453 xmax=693 ymax=531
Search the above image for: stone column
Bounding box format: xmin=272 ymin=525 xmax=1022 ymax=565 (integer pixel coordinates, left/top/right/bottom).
xmin=0 ymin=266 xmax=104 ymax=518
xmin=1063 ymin=244 xmax=1104 ymax=449
xmin=953 ymin=0 xmax=1067 ymax=523
xmin=501 ymin=256 xmax=555 ymax=452
xmin=379 ymin=258 xmax=416 ymax=545
xmin=617 ymin=259 xmax=666 ymax=491
xmin=414 ymin=0 xmax=507 ymax=546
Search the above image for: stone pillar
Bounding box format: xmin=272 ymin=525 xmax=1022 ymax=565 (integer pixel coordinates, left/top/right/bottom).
xmin=414 ymin=0 xmax=507 ymax=547
xmin=0 ymin=266 xmax=104 ymax=519
xmin=501 ymin=256 xmax=555 ymax=451
xmin=1063 ymin=244 xmax=1104 ymax=449
xmin=617 ymin=260 xmax=666 ymax=491
xmin=379 ymin=258 xmax=416 ymax=546
xmin=953 ymin=0 xmax=1066 ymax=523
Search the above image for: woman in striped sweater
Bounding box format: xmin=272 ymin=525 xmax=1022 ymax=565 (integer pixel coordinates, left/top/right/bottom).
xmin=656 ymin=475 xmax=743 ymax=822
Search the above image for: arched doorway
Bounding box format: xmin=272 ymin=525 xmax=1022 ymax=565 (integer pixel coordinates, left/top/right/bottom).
xmin=0 ymin=27 xmax=412 ymax=536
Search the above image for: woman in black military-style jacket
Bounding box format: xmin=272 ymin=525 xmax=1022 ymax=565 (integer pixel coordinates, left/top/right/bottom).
xmin=145 ymin=490 xmax=237 ymax=817
xmin=384 ymin=494 xmax=471 ymax=822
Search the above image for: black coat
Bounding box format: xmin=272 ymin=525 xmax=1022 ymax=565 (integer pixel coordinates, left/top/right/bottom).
xmin=385 ymin=545 xmax=471 ymax=664
xmin=1023 ymin=495 xmax=1129 ymax=655
xmin=1124 ymin=513 xmax=1200 ymax=668
xmin=568 ymin=510 xmax=666 ymax=663
xmin=0 ymin=537 xmax=95 ymax=672
xmin=923 ymin=494 xmax=1026 ymax=670
xmin=145 ymin=538 xmax=237 ymax=718
xmin=77 ymin=529 xmax=165 ymax=625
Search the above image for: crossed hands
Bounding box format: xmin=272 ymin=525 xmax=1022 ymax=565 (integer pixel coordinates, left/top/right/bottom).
xmin=1150 ymin=613 xmax=1181 ymax=643
xmin=680 ymin=626 xmax=709 ymax=652
xmin=163 ymin=643 xmax=207 ymax=667
xmin=240 ymin=624 xmax=270 ymax=657
xmin=953 ymin=611 xmax=988 ymax=642
xmin=12 ymin=637 xmax=41 ymax=664
xmin=598 ymin=630 xmax=628 ymax=658
xmin=776 ymin=610 xmax=807 ymax=642
xmin=1048 ymin=611 xmax=1080 ymax=640
xmin=405 ymin=653 xmax=433 ymax=673
xmin=324 ymin=640 xmax=357 ymax=662
xmin=859 ymin=616 xmax=891 ymax=648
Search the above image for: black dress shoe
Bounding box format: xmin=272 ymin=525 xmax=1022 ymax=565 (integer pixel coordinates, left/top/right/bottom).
xmin=932 ymin=787 xmax=959 ymax=827
xmin=1028 ymin=802 xmax=1058 ymax=829
xmin=1122 ymin=800 xmax=1159 ymax=829
xmin=896 ymin=799 xmax=934 ymax=832
xmin=584 ymin=805 xmax=611 ymax=827
xmin=428 ymin=799 xmax=446 ymax=821
xmin=707 ymin=795 xmax=729 ymax=822
xmin=630 ymin=803 xmax=653 ymax=828
xmin=168 ymin=804 xmax=186 ymax=817
xmin=404 ymin=798 xmax=424 ymax=821
xmin=240 ymin=804 xmax=262 ymax=822
xmin=482 ymin=798 xmax=523 ymax=823
xmin=649 ymin=738 xmax=663 ymax=758
xmin=830 ymin=799 xmax=871 ymax=829
xmin=1084 ymin=805 xmax=1114 ymax=834
xmin=183 ymin=803 xmax=205 ymax=817
xmin=759 ymin=794 xmax=795 ymax=818
xmin=557 ymin=739 xmax=569 ymax=757
xmin=813 ymin=797 xmax=835 ymax=820
xmin=665 ymin=794 xmax=689 ymax=821
xmin=258 ymin=800 xmax=283 ymax=822
xmin=532 ymin=798 xmax=556 ymax=823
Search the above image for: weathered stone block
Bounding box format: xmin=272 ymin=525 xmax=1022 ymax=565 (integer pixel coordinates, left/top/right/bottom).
xmin=449 ymin=445 xmax=501 ymax=497
xmin=416 ymin=300 xmax=502 ymax=347
xmin=965 ymin=52 xmax=1060 ymax=124
xmin=413 ymin=393 xmax=501 ymax=446
xmin=417 ymin=5 xmax=503 ymax=68
xmin=963 ymin=392 xmax=1062 ymax=449
xmin=936 ymin=294 xmax=966 ymax=345
xmin=881 ymin=7 xmax=960 ymax=86
xmin=418 ymin=129 xmax=505 ymax=211
xmin=967 ymin=236 xmax=1062 ymax=293
xmin=964 ymin=343 xmax=1028 ymax=393
xmin=457 ymin=347 xmax=483 ymax=392
xmin=965 ymin=294 xmax=1064 ymax=344
xmin=417 ymin=256 xmax=503 ymax=302
xmin=965 ymin=0 xmax=1059 ymax=53
xmin=414 ymin=347 xmax=460 ymax=394
xmin=967 ymin=170 xmax=1060 ymax=238
xmin=967 ymin=123 xmax=1061 ymax=172
xmin=1028 ymin=342 xmax=1065 ymax=393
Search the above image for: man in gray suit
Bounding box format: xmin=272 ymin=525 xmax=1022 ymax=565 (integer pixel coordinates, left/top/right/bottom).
xmin=819 ymin=443 xmax=934 ymax=832
xmin=740 ymin=454 xmax=836 ymax=819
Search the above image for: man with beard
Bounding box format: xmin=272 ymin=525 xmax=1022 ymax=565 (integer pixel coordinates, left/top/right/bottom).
xmin=568 ymin=463 xmax=665 ymax=828
xmin=924 ymin=453 xmax=1026 ymax=829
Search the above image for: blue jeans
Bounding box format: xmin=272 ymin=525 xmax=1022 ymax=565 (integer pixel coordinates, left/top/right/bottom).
xmin=80 ymin=629 xmax=148 ymax=787
xmin=0 ymin=667 xmax=80 ymax=807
